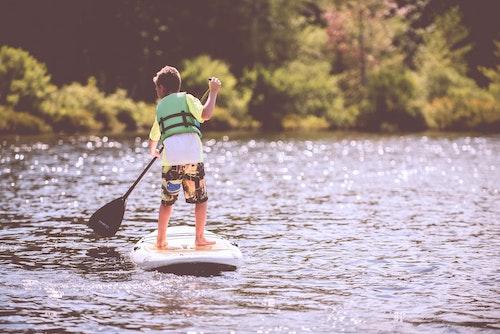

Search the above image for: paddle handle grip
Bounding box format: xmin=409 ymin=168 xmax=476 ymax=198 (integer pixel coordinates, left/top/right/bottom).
xmin=123 ymin=146 xmax=163 ymax=200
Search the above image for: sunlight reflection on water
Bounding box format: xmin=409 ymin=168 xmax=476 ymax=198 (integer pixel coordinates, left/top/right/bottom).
xmin=0 ymin=132 xmax=499 ymax=333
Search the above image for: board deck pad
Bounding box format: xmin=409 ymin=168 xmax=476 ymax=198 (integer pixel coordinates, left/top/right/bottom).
xmin=130 ymin=226 xmax=242 ymax=276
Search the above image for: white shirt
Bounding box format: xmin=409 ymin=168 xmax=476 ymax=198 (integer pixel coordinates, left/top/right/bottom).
xmin=162 ymin=132 xmax=203 ymax=166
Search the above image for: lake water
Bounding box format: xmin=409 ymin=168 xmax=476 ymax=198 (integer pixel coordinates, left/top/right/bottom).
xmin=0 ymin=131 xmax=499 ymax=333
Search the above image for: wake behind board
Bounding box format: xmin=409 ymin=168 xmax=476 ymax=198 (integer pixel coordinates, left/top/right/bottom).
xmin=130 ymin=226 xmax=242 ymax=276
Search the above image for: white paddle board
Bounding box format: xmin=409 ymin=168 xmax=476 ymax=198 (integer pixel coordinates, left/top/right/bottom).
xmin=130 ymin=226 xmax=242 ymax=275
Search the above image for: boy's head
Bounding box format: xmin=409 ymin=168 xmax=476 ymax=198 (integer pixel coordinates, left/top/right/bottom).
xmin=153 ymin=66 xmax=181 ymax=96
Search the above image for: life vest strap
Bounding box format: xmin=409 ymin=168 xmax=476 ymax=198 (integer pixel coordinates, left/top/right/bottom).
xmin=159 ymin=110 xmax=200 ymax=135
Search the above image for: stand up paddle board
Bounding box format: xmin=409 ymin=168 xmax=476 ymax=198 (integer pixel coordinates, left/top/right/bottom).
xmin=130 ymin=226 xmax=242 ymax=275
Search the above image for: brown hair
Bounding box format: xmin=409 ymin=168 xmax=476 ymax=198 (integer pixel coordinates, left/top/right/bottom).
xmin=153 ymin=66 xmax=181 ymax=93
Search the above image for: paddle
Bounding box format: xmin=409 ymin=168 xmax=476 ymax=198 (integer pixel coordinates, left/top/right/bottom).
xmin=88 ymin=85 xmax=211 ymax=237
xmin=88 ymin=147 xmax=163 ymax=237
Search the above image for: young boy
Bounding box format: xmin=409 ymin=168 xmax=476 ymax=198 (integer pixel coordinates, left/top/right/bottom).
xmin=148 ymin=65 xmax=221 ymax=249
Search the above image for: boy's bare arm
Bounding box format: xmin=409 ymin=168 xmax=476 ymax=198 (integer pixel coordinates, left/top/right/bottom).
xmin=202 ymin=77 xmax=221 ymax=120
xmin=149 ymin=139 xmax=160 ymax=157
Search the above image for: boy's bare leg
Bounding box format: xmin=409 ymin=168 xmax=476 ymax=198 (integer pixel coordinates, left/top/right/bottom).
xmin=156 ymin=204 xmax=173 ymax=249
xmin=194 ymin=201 xmax=216 ymax=246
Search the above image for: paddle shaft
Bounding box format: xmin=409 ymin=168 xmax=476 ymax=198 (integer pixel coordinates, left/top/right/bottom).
xmin=122 ymin=146 xmax=163 ymax=200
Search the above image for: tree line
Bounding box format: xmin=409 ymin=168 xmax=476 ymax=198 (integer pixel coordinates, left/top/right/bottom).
xmin=0 ymin=0 xmax=499 ymax=135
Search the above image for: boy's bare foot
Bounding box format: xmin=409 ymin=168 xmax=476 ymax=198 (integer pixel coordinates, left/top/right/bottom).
xmin=195 ymin=238 xmax=216 ymax=247
xmin=155 ymin=242 xmax=167 ymax=250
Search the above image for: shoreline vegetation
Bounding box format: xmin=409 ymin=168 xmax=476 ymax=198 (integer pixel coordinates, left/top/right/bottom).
xmin=2 ymin=45 xmax=498 ymax=136
xmin=1 ymin=2 xmax=499 ymax=136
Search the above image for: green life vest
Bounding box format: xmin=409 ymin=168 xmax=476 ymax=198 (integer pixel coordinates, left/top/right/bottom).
xmin=156 ymin=92 xmax=201 ymax=142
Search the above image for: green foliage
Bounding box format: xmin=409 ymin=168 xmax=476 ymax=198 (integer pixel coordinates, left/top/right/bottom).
xmin=0 ymin=105 xmax=51 ymax=134
xmin=261 ymin=0 xmax=308 ymax=65
xmin=414 ymin=6 xmax=472 ymax=102
xmin=105 ymin=89 xmax=154 ymax=132
xmin=411 ymin=5 xmax=499 ymax=131
xmin=181 ymin=55 xmax=232 ymax=100
xmin=360 ymin=68 xmax=426 ymax=132
xmin=248 ymin=25 xmax=345 ymax=131
xmin=416 ymin=26 xmax=500 ymax=132
xmin=0 ymin=46 xmax=56 ymax=115
xmin=419 ymin=6 xmax=471 ymax=76
xmin=181 ymin=55 xmax=253 ymax=130
xmin=247 ymin=59 xmax=344 ymax=131
xmin=423 ymin=87 xmax=499 ymax=132
xmin=283 ymin=115 xmax=331 ymax=131
xmin=42 ymin=78 xmax=102 ymax=132
xmin=246 ymin=66 xmax=282 ymax=131
xmin=479 ymin=40 xmax=500 ymax=104
xmin=42 ymin=78 xmax=154 ymax=133
xmin=324 ymin=0 xmax=407 ymax=103
xmin=181 ymin=57 xmax=238 ymax=108
xmin=1 ymin=2 xmax=499 ymax=134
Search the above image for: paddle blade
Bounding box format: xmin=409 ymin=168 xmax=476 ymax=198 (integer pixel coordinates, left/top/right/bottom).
xmin=88 ymin=197 xmax=126 ymax=237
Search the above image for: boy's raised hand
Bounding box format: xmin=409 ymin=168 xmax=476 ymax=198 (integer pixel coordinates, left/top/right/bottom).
xmin=208 ymin=77 xmax=221 ymax=93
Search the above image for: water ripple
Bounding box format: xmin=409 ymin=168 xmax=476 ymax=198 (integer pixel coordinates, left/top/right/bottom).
xmin=0 ymin=133 xmax=499 ymax=333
